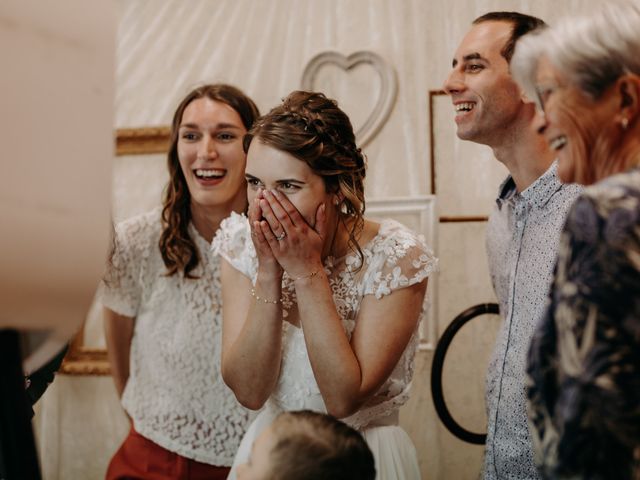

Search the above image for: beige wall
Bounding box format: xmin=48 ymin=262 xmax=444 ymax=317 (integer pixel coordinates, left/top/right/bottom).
xmin=33 ymin=1 xmax=601 ymax=479
xmin=1 ymin=1 xmax=114 ymax=340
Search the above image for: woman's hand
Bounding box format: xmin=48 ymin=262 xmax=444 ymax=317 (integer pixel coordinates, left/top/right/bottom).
xmin=258 ymin=189 xmax=326 ymax=278
xmin=249 ymin=189 xmax=283 ymax=279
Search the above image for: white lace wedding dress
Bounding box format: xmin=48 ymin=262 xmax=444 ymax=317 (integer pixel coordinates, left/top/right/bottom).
xmin=213 ymin=212 xmax=437 ymax=479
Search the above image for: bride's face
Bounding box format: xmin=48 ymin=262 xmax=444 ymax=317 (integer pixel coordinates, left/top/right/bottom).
xmin=245 ymin=139 xmax=334 ymax=227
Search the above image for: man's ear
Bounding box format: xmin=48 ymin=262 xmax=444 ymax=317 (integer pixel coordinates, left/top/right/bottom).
xmin=519 ymin=88 xmax=540 ymax=121
xmin=520 ymin=88 xmax=536 ymax=106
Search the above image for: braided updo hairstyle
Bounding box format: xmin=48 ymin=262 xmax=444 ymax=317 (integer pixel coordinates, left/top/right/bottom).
xmin=243 ymin=91 xmax=367 ymax=262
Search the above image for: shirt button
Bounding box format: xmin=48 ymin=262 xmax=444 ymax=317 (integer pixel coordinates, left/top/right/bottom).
xmin=516 ymin=220 xmax=524 ymax=228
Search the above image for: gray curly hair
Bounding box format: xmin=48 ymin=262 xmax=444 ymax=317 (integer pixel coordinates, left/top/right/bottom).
xmin=512 ymin=0 xmax=640 ymax=100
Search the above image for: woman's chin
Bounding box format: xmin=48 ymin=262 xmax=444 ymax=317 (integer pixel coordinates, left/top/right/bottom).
xmin=557 ymin=160 xmax=575 ymax=184
xmin=557 ymin=152 xmax=588 ymax=185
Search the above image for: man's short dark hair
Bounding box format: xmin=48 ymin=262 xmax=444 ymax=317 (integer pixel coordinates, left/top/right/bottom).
xmin=473 ymin=12 xmax=546 ymax=63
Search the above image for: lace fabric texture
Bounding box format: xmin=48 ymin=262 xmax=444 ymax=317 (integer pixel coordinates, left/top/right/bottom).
xmin=101 ymin=208 xmax=251 ymax=466
xmin=212 ymin=212 xmax=437 ymax=428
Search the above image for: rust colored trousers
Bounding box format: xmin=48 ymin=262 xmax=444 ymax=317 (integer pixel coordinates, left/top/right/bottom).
xmin=106 ymin=427 xmax=230 ymax=480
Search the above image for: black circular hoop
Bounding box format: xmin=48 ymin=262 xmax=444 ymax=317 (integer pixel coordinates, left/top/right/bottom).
xmin=430 ymin=303 xmax=500 ymax=444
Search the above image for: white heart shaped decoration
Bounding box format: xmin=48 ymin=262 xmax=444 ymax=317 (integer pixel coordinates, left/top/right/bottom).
xmin=301 ymin=51 xmax=398 ymax=148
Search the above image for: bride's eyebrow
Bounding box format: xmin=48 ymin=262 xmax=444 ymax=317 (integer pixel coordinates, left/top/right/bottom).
xmin=245 ymin=173 xmax=307 ymax=185
xmin=276 ymin=178 xmax=306 ymax=185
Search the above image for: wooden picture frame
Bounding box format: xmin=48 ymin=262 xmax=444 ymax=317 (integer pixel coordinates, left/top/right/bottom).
xmin=60 ymin=126 xmax=171 ymax=375
xmin=115 ymin=126 xmax=172 ymax=156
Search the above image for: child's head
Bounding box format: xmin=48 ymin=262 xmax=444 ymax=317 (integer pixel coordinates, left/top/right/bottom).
xmin=237 ymin=410 xmax=376 ymax=480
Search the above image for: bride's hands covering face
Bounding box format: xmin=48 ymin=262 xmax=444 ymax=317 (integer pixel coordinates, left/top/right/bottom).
xmin=248 ymin=188 xmax=283 ymax=278
xmin=256 ymin=189 xmax=327 ymax=279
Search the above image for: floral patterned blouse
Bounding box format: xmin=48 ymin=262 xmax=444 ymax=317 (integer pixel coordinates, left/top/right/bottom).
xmin=212 ymin=212 xmax=437 ymax=429
xmin=527 ymin=168 xmax=640 ymax=479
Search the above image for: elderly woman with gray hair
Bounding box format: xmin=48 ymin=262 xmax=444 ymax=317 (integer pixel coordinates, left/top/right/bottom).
xmin=511 ymin=1 xmax=640 ymax=479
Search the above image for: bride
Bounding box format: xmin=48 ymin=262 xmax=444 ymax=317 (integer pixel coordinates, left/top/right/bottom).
xmin=213 ymin=91 xmax=437 ymax=479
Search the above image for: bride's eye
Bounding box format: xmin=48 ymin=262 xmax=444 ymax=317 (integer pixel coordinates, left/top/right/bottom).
xmin=246 ymin=178 xmax=263 ymax=189
xmin=278 ymin=182 xmax=300 ymax=192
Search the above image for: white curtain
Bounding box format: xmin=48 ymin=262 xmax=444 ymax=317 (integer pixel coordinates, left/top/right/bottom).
xmin=114 ymin=0 xmax=435 ymax=197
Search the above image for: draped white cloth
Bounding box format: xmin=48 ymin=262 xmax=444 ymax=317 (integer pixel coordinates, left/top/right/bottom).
xmin=114 ymin=0 xmax=435 ymax=198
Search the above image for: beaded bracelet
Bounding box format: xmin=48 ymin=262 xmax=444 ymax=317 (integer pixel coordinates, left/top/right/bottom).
xmin=250 ymin=287 xmax=280 ymax=305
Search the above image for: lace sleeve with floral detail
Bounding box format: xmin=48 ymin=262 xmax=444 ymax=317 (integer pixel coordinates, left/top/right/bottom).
xmin=360 ymin=219 xmax=437 ymax=299
xmin=211 ymin=212 xmax=258 ymax=280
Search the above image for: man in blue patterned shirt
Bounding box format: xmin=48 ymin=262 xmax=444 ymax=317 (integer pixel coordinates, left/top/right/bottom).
xmin=442 ymin=12 xmax=583 ymax=479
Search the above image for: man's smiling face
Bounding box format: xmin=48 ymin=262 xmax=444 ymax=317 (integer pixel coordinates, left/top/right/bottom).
xmin=442 ymin=20 xmax=524 ymax=147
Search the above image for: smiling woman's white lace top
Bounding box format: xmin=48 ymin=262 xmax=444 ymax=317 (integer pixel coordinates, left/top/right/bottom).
xmin=101 ymin=208 xmax=251 ymax=466
xmin=212 ymin=212 xmax=437 ymax=429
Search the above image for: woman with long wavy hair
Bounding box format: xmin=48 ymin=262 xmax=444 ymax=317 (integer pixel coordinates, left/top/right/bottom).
xmin=102 ymin=84 xmax=259 ymax=480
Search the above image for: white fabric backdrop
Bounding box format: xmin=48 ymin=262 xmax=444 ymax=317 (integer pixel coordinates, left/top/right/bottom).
xmin=114 ymin=0 xmax=432 ymax=198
